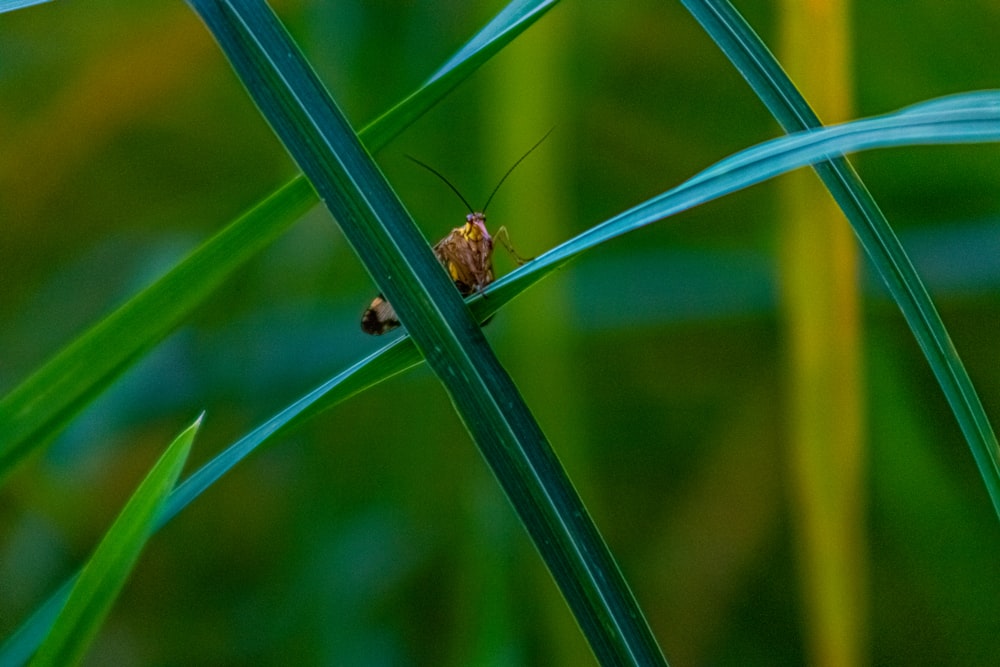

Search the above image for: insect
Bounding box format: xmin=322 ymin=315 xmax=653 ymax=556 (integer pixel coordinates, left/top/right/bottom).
xmin=361 ymin=131 xmax=550 ymax=335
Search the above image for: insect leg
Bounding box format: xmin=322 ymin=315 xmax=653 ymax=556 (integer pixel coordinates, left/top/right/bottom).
xmin=493 ymin=226 xmax=533 ymax=265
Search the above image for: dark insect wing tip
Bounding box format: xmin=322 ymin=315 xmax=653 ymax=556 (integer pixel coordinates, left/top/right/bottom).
xmin=372 ymin=132 xmax=550 ymax=337
xmin=361 ymin=295 xmax=401 ymax=335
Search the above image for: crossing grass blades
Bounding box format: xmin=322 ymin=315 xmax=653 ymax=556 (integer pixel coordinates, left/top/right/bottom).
xmin=361 ymin=130 xmax=551 ymax=335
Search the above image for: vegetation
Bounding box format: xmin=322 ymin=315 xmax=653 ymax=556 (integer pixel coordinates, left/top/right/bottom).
xmin=1 ymin=0 xmax=998 ymax=664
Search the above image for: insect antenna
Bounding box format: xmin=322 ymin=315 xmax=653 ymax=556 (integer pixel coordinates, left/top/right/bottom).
xmin=405 ymin=155 xmax=475 ymax=213
xmin=482 ymin=126 xmax=554 ymax=213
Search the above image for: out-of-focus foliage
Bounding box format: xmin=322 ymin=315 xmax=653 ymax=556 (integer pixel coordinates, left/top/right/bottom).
xmin=2 ymin=1 xmax=999 ymax=665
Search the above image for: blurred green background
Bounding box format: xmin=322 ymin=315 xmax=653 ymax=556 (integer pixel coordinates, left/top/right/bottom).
xmin=2 ymin=1 xmax=1000 ymax=664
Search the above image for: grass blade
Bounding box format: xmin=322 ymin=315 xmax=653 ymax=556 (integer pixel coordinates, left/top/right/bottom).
xmin=681 ymin=0 xmax=1000 ymax=519
xmin=485 ymin=93 xmax=1000 ymax=310
xmin=0 ymin=0 xmax=52 ymax=13
xmin=0 ymin=580 xmax=74 ymax=667
xmin=363 ymin=0 xmax=559 ymax=151
xmin=28 ymin=415 xmax=200 ymax=667
xmin=184 ymin=1 xmax=666 ymax=663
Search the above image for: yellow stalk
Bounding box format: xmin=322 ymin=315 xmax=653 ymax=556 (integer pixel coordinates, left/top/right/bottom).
xmin=778 ymin=1 xmax=868 ymax=665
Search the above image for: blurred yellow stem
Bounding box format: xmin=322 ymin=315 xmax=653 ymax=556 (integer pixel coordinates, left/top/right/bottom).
xmin=778 ymin=0 xmax=868 ymax=665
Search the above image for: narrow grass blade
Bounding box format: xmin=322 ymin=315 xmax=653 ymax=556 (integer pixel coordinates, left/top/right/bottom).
xmin=681 ymin=0 xmax=1000 ymax=519
xmin=28 ymin=415 xmax=200 ymax=667
xmin=6 ymin=90 xmax=998 ymax=667
xmin=158 ymin=339 xmax=423 ymax=528
xmin=363 ymin=0 xmax=559 ymax=151
xmin=0 ymin=580 xmax=74 ymax=667
xmin=485 ymin=93 xmax=1000 ymax=310
xmin=0 ymin=0 xmax=52 ymax=13
xmin=0 ymin=0 xmax=558 ymax=482
xmin=184 ymin=1 xmax=666 ymax=663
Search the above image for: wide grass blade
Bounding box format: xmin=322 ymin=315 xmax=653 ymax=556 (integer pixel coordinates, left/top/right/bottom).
xmin=184 ymin=1 xmax=666 ymax=664
xmin=0 ymin=0 xmax=559 ymax=482
xmin=5 ymin=90 xmax=999 ymax=666
xmin=28 ymin=415 xmax=199 ymax=667
xmin=680 ymin=0 xmax=1000 ymax=519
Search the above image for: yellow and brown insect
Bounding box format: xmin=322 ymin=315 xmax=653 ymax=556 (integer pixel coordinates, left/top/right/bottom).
xmin=361 ymin=133 xmax=549 ymax=335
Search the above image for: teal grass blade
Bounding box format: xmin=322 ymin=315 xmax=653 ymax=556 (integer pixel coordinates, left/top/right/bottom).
xmin=681 ymin=0 xmax=1000 ymax=519
xmin=182 ymin=0 xmax=666 ymax=663
xmin=0 ymin=0 xmax=52 ymax=13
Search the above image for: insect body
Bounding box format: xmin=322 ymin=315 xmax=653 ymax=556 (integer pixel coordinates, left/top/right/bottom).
xmin=361 ymin=132 xmax=549 ymax=335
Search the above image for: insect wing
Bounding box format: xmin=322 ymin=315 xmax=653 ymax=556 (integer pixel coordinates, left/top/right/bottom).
xmin=433 ymin=224 xmax=495 ymax=296
xmin=361 ymin=294 xmax=400 ymax=335
xmin=360 ymin=131 xmax=546 ymax=336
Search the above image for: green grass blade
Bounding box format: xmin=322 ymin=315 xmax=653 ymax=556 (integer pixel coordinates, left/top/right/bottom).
xmin=184 ymin=1 xmax=666 ymax=663
xmin=0 ymin=179 xmax=314 ymax=483
xmin=0 ymin=0 xmax=558 ymax=482
xmin=5 ymin=91 xmax=998 ymax=666
xmin=363 ymin=0 xmax=559 ymax=151
xmin=28 ymin=415 xmax=200 ymax=667
xmin=0 ymin=341 xmax=421 ymax=667
xmin=681 ymin=0 xmax=1000 ymax=519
